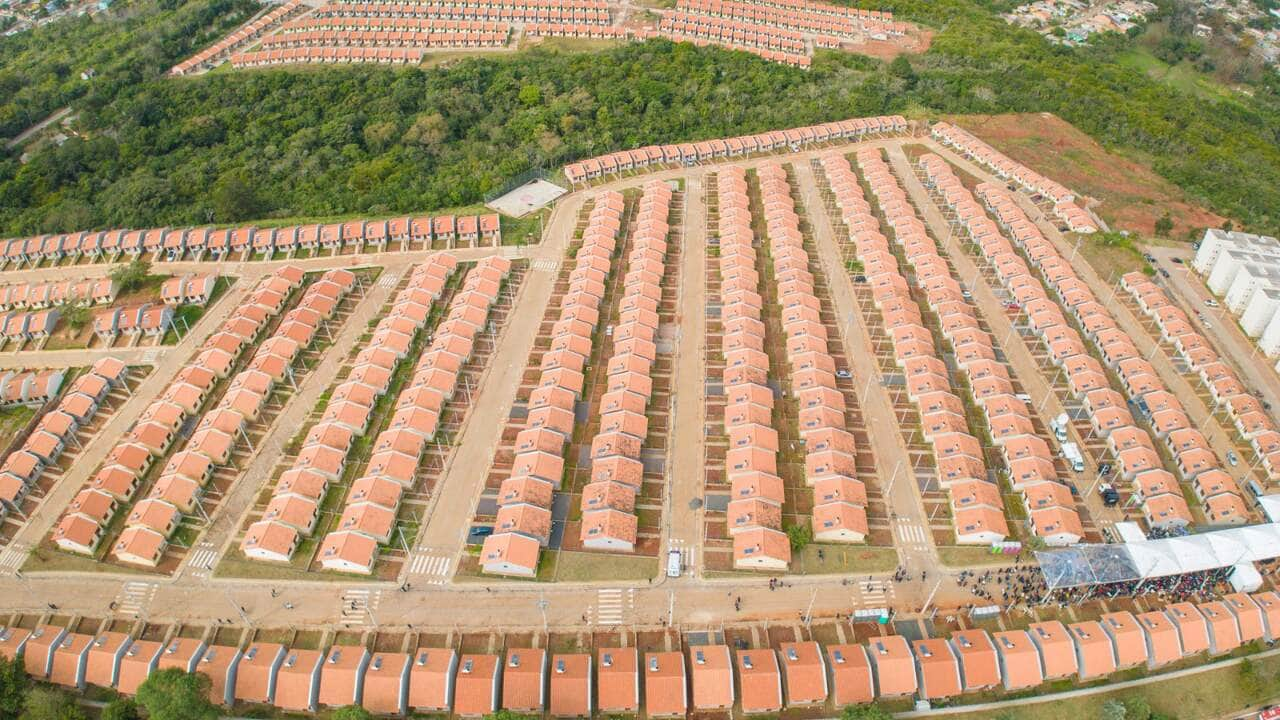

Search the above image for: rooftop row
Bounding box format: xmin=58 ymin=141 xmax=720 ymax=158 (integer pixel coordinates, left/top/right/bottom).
xmin=676 ymin=0 xmax=905 ymax=37
xmin=278 ymin=16 xmax=511 ymax=32
xmin=0 ymin=360 xmax=124 ymax=523
xmin=0 ymin=277 xmax=117 ymax=313
xmin=171 ymin=0 xmax=308 ymax=74
xmin=320 ymin=255 xmax=511 ymax=575
xmin=918 ymin=154 xmax=1249 ymax=531
xmin=930 ymin=122 xmax=1078 ymax=208
xmin=715 ymin=166 xmax=791 ymax=570
xmin=756 ymin=163 xmax=869 ymax=550
xmin=575 ymin=181 xmax=673 ymax=554
xmin=562 ymin=115 xmax=908 ymax=186
xmin=7 ymin=593 xmax=1280 ymax=713
xmin=481 ymin=191 xmax=626 ymax=577
xmin=315 ymin=1 xmax=610 ymax=22
xmin=1122 ymin=272 xmax=1280 ymax=485
xmin=831 ymin=150 xmax=1007 ymax=545
xmin=858 ymin=149 xmax=1086 ymax=545
xmin=241 ymin=256 xmax=458 ymax=569
xmin=49 ymin=267 xmax=307 ymax=565
xmin=0 ymin=214 xmax=500 ymax=269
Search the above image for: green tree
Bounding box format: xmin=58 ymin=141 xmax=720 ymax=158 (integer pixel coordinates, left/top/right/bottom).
xmin=0 ymin=654 xmax=29 ymax=720
xmin=109 ymin=260 xmax=151 ymax=293
xmin=135 ymin=669 xmax=217 ymax=720
xmin=1121 ymin=696 xmax=1152 ymax=720
xmin=1154 ymin=212 xmax=1174 ymax=237
xmin=59 ymin=304 xmax=90 ymax=332
xmin=840 ymin=704 xmax=894 ymax=720
xmin=331 ymin=706 xmax=373 ymax=720
xmin=18 ymin=688 xmax=84 ymax=720
xmin=785 ymin=522 xmax=812 ymax=551
xmin=210 ymin=170 xmax=259 ymax=223
xmin=99 ymin=697 xmax=139 ymax=720
xmin=1237 ymin=657 xmax=1267 ymax=698
xmin=1100 ymin=699 xmax=1128 ymax=720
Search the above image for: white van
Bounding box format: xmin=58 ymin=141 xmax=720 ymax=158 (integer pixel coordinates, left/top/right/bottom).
xmin=667 ymin=549 xmax=682 ymax=578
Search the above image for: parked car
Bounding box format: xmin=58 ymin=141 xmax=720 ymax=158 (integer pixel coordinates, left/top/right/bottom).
xmin=1204 ymin=298 xmax=1219 ymax=307
xmin=1228 ymin=450 xmax=1239 ymax=467
xmin=1098 ymin=483 xmax=1120 ymax=506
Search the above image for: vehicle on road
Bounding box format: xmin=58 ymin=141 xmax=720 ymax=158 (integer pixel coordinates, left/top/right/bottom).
xmin=1228 ymin=450 xmax=1239 ymax=466
xmin=1098 ymin=483 xmax=1120 ymax=506
xmin=1050 ymin=412 xmax=1070 ymax=443
xmin=1171 ymin=257 xmax=1184 ymax=264
xmin=1203 ymin=320 xmax=1213 ymax=329
xmin=1062 ymin=442 xmax=1086 ymax=472
xmin=1159 ymin=268 xmax=1171 ymax=278
xmin=835 ymin=368 xmax=852 ymax=379
xmin=1098 ymin=462 xmax=1113 ymax=477
xmin=667 ymin=549 xmax=682 ymax=578
xmin=1204 ymin=298 xmax=1219 ymax=307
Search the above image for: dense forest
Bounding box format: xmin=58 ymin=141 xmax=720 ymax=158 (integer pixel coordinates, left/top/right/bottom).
xmin=0 ymin=0 xmax=1279 ymax=236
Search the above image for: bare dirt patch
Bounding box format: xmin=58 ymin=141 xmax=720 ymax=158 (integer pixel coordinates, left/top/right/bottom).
xmin=950 ymin=112 xmax=1225 ymax=239
xmin=844 ymin=27 xmax=933 ymax=60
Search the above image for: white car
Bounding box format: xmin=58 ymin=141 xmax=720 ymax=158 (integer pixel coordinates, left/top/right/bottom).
xmin=1204 ymin=298 xmax=1219 ymax=308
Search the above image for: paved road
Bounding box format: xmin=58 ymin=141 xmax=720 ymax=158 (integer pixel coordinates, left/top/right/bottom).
xmin=0 ymin=346 xmax=169 ymax=370
xmin=664 ymin=173 xmax=708 ymax=576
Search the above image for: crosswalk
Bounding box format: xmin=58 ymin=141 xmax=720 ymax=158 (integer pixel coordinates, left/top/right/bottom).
xmin=407 ymin=551 xmax=452 ymax=584
xmin=589 ymin=588 xmax=634 ymax=626
xmin=187 ymin=543 xmax=218 ymax=578
xmin=894 ymin=521 xmax=931 ymax=551
xmin=114 ymin=582 xmax=158 ymax=617
xmin=377 ymin=271 xmax=401 ymax=289
xmin=857 ymin=579 xmax=894 ymax=606
xmin=340 ymin=588 xmax=382 ymax=627
xmin=531 ymin=257 xmax=559 ymax=272
xmin=0 ymin=544 xmax=26 ymax=576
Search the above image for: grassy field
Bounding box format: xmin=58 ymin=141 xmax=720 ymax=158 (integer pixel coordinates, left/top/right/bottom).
xmin=0 ymin=404 xmax=35 ymax=449
xmin=936 ymin=545 xmax=1020 ymax=568
xmin=543 ymin=551 xmax=658 ymax=582
xmin=794 ymin=544 xmax=900 ymax=574
xmin=935 ymin=649 xmax=1280 ymax=720
xmin=1116 ymin=47 xmax=1237 ymax=104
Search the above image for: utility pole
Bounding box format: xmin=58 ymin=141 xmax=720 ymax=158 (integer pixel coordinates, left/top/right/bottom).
xmin=537 ymin=594 xmax=549 ymax=634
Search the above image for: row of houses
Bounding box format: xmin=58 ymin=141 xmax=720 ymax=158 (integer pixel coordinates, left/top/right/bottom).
xmin=930 ymin=122 xmax=1078 ymax=208
xmin=0 ymin=214 xmax=501 ymax=268
xmin=1123 ymin=272 xmax=1280 ymax=486
xmin=238 ymin=259 xmax=454 ymax=569
xmin=659 ymin=13 xmax=807 ymax=54
xmin=159 ymin=274 xmax=217 ymax=307
xmin=8 ymin=593 xmax=1280 ymax=714
xmin=481 ymin=191 xmax=626 ymax=577
xmin=170 ymin=0 xmax=307 ymax=74
xmin=835 ymin=151 xmax=1010 ymax=545
xmin=714 ymin=168 xmax=789 ymax=569
xmin=0 ymin=309 xmax=59 ymax=344
xmin=315 ymin=256 xmax=509 ymax=575
xmin=675 ymin=0 xmax=906 ymax=39
xmin=319 ymin=0 xmax=612 ymax=24
xmin=978 ymin=180 xmax=1250 ymax=527
xmin=526 ymin=21 xmax=630 ymax=38
xmin=91 ymin=304 xmax=174 ymax=344
xmin=0 ymin=360 xmax=123 ymax=523
xmin=919 ymin=153 xmax=1250 ymax=531
xmin=49 ymin=267 xmax=309 ymax=565
xmin=760 ymin=164 xmax=868 ymax=554
xmin=231 ymin=46 xmax=429 ymax=65
xmin=568 ymin=181 xmax=673 ymax=556
xmin=866 ymin=150 xmax=1088 ymax=545
xmin=0 ymin=278 xmax=117 ymax=312
xmin=278 ymin=15 xmax=511 ymax=33
xmin=563 ymin=115 xmax=908 ymax=186
xmin=257 ymin=29 xmax=509 ymax=50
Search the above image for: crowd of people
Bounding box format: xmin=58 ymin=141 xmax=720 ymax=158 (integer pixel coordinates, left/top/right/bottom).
xmin=950 ymin=563 xmax=1236 ymax=613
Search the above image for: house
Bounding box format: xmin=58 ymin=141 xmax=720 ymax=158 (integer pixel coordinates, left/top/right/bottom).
xmin=53 ymin=514 xmax=105 ymax=555
xmin=1069 ymin=621 xmax=1117 ymax=679
xmin=1100 ymin=612 xmax=1148 ymax=669
xmin=992 ymin=630 xmax=1042 ymax=690
xmin=454 ymin=655 xmax=501 ymax=716
xmin=734 ymin=527 xmax=791 ymax=570
xmin=503 ymin=649 xmax=547 ymax=712
xmin=866 ymin=636 xmax=916 ymax=697
xmin=548 ymin=654 xmax=591 ymax=717
xmin=1198 ymin=601 xmax=1242 ymax=654
xmin=273 ymin=650 xmax=324 ymax=713
xmin=825 ymin=644 xmax=873 ymax=705
xmin=1028 ymin=621 xmax=1078 ymax=679
xmin=949 ymin=630 xmax=999 ymax=691
xmin=407 ymin=649 xmax=457 ymax=713
xmin=241 ymin=521 xmax=299 ymax=563
xmin=233 ymin=643 xmax=286 ymax=705
xmin=688 ymin=646 xmax=733 ymax=710
xmin=23 ymin=625 xmax=68 ymax=678
xmin=644 ymin=652 xmax=687 ymax=717
xmin=1136 ymin=611 xmax=1184 ymax=667
xmin=317 ymin=531 xmax=378 ymax=575
xmin=595 ymin=647 xmax=638 ymax=713
xmin=197 ymin=645 xmax=243 ymax=705
xmin=737 ymin=649 xmax=782 ymax=713
xmin=116 ymin=640 xmax=163 ymax=695
xmin=1165 ymin=603 xmax=1210 ymax=655
xmin=361 ymin=653 xmax=410 ymax=716
xmin=83 ymin=632 xmax=132 ymax=689
xmin=913 ymin=639 xmax=962 ymax=700
xmin=49 ymin=633 xmax=94 ymax=689
xmin=317 ymin=646 xmax=370 ymax=709
xmin=113 ymin=526 xmax=168 ymax=567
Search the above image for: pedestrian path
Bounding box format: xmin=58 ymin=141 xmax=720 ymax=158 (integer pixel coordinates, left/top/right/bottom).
xmin=114 ymin=582 xmax=158 ymax=617
xmin=857 ymin=579 xmax=894 ymax=606
xmin=0 ymin=544 xmax=25 ymax=576
xmin=531 ymin=257 xmax=559 ymax=272
xmin=406 ymin=550 xmax=452 ymax=584
xmin=187 ymin=543 xmax=218 ymax=578
xmin=588 ymin=588 xmax=634 ymax=626
xmin=339 ymin=588 xmax=382 ymax=627
xmin=894 ymin=521 xmax=930 ymax=551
